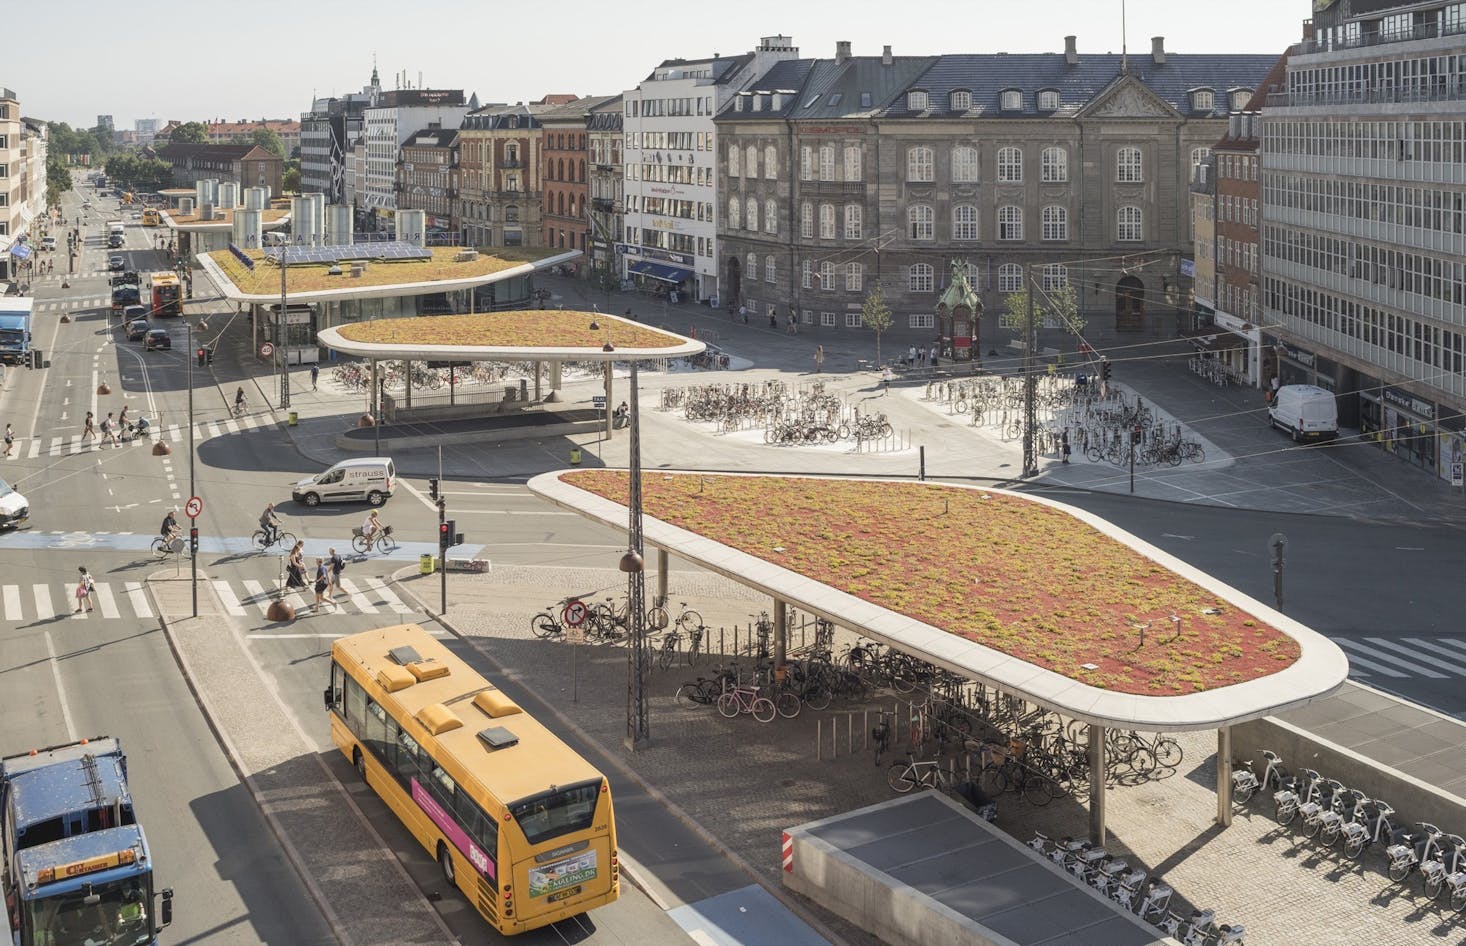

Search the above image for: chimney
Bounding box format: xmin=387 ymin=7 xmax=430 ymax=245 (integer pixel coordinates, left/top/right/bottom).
xmin=882 ymin=45 xmax=893 ymax=66
xmin=1151 ymin=36 xmax=1166 ymax=65
xmin=1065 ymin=35 xmax=1078 ymax=65
xmin=836 ymin=40 xmax=852 ymax=64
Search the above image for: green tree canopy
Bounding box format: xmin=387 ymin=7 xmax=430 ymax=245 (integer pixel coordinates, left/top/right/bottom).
xmin=171 ymin=121 xmax=208 ymax=144
xmin=45 ymin=153 xmax=73 ymax=208
xmin=861 ymin=282 xmax=894 ymax=364
xmin=250 ymin=127 xmax=284 ymax=157
xmin=282 ymin=160 xmax=301 ymax=193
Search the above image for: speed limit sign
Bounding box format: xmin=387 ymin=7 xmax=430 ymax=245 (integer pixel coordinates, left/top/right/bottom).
xmin=260 ymin=342 xmax=275 ymax=357
xmin=562 ymin=598 xmax=588 ymax=627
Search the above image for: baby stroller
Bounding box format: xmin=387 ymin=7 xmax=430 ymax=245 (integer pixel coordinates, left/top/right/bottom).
xmin=122 ymin=416 xmax=152 ymax=442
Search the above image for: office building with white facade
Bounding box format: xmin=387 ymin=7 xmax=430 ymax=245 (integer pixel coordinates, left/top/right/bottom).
xmin=358 ymin=89 xmax=468 ymax=228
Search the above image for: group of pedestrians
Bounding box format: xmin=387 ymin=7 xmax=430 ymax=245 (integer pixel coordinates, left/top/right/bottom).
xmin=284 ymin=540 xmax=347 ymax=613
xmin=80 ymin=404 xmax=148 ymax=448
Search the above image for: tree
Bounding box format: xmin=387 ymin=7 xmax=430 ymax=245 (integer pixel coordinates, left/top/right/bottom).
xmin=45 ymin=153 xmax=73 ymax=209
xmin=861 ymin=282 xmax=894 ymax=364
xmin=250 ymin=127 xmax=284 ymax=157
xmin=282 ymin=160 xmax=301 ymax=193
xmin=171 ymin=121 xmax=208 ymax=144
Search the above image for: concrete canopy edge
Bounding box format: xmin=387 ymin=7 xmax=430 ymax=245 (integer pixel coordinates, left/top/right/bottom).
xmin=527 ymin=470 xmax=1350 ymax=733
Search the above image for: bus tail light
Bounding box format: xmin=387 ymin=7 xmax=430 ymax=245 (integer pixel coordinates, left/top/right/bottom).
xmin=502 ymin=885 xmax=513 ymax=916
xmin=611 ymin=850 xmax=619 ymax=880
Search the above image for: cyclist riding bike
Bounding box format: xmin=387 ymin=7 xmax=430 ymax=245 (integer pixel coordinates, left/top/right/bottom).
xmin=160 ymin=510 xmax=181 ymax=548
xmin=234 ymin=386 xmax=248 ymax=416
xmin=259 ymin=502 xmax=281 ymax=547
xmin=360 ymin=510 xmax=382 ymax=552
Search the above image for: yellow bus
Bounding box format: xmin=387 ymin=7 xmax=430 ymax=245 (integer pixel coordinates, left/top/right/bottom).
xmin=324 ymin=625 xmax=619 ymax=935
xmin=141 ymin=208 xmax=160 ymax=227
xmin=149 ymin=272 xmax=182 ymax=317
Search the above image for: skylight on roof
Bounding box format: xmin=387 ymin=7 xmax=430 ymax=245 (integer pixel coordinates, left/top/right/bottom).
xmin=804 ymin=93 xmax=821 ymax=108
xmin=829 ymin=92 xmax=843 ymax=106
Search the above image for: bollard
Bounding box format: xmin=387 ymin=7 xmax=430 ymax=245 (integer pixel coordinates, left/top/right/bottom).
xmin=569 ymin=446 xmax=582 ymax=466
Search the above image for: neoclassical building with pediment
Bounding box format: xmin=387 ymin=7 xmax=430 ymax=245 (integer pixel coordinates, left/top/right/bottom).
xmin=714 ymin=37 xmax=1277 ymax=352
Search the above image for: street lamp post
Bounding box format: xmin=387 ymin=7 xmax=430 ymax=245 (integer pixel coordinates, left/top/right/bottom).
xmin=623 ymin=362 xmax=650 ymax=750
xmin=278 ymin=245 xmax=291 ymax=410
xmin=185 ymin=321 xmax=198 ymax=618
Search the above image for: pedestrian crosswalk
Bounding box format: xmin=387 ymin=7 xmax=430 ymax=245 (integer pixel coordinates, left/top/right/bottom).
xmin=32 ymin=297 xmax=109 ymax=312
xmin=0 ymin=577 xmax=414 ymax=623
xmin=18 ymin=414 xmax=282 ymax=460
xmin=1336 ymin=636 xmax=1466 ymax=680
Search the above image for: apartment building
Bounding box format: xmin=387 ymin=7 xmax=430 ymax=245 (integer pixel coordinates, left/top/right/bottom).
xmin=587 ymin=97 xmax=625 ymax=277
xmin=1 ymin=88 xmax=48 ymax=281
xmin=1261 ymin=0 xmax=1466 ymax=479
xmin=359 ymin=89 xmax=468 ymax=228
xmin=540 ymin=96 xmax=618 ymax=266
xmin=398 ymin=127 xmax=456 ymax=232
xmin=454 ymin=103 xmax=545 ymax=249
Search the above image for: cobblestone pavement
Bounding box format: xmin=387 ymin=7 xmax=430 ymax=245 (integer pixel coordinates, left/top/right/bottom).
xmin=402 ymin=567 xmax=1466 ymax=946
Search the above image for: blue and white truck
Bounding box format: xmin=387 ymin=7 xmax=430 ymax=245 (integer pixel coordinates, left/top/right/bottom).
xmin=0 ymin=298 xmax=32 ymax=366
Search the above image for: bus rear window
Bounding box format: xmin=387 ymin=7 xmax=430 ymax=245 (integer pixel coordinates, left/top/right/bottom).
xmin=509 ymin=779 xmax=601 ymax=845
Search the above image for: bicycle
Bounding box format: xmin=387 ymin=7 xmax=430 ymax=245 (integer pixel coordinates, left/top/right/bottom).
xmin=351 ymin=524 xmax=397 ymax=554
xmin=886 ymin=752 xmax=950 ymax=793
xmin=529 ymin=609 xmax=566 ymax=640
xmin=716 ymin=683 xmax=776 ymax=723
xmin=251 ymin=526 xmax=297 ymax=553
xmin=871 ymin=710 xmax=894 ymax=765
xmin=151 ymin=534 xmax=187 ymax=559
xmin=654 ymin=603 xmax=706 ymax=669
xmin=232 ymin=399 xmax=248 ymax=418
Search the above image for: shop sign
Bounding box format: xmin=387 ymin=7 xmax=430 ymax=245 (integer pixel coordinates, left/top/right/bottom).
xmin=1180 ymin=258 xmax=1196 ymax=278
xmin=1212 ymin=310 xmax=1259 ymax=341
xmin=1280 ymin=343 xmax=1315 ymax=369
xmin=1382 ymin=386 xmax=1435 ymax=420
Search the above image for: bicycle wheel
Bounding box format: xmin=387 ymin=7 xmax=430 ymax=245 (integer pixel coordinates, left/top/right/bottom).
xmin=953 ymin=399 xmax=968 ymax=414
xmin=773 ymin=690 xmax=801 ymax=719
xmin=277 ymin=532 xmax=297 ymax=550
xmin=1342 ymin=834 xmax=1366 ymax=860
xmin=530 ymin=613 xmax=561 ymax=640
xmin=1387 ymin=858 xmax=1412 ymax=882
xmin=1153 ymin=738 xmax=1183 ymax=769
xmin=1276 ymin=801 xmax=1298 ymax=826
xmin=351 ymin=535 xmax=367 ymax=554
xmin=676 ymin=681 xmax=714 ymax=708
xmin=1452 ymin=884 xmax=1466 ymax=912
xmin=1023 ymin=773 xmax=1055 ymax=807
xmin=658 ymin=638 xmax=678 ymax=671
xmin=251 ymin=530 xmax=266 ymax=549
xmin=379 ymin=533 xmax=400 ymax=553
xmin=1302 ymin=815 xmax=1322 ymax=840
xmin=887 ymin=762 xmax=918 ymax=793
xmin=978 ymin=764 xmax=1009 ymax=796
xmin=1425 ymin=873 xmax=1445 ymax=901
xmin=716 ymin=692 xmax=740 ymax=718
xmin=751 ymin=697 xmax=777 ymax=723
xmin=151 ymin=537 xmax=168 ymax=559
xmin=686 ymin=634 xmax=705 ymax=666
xmin=802 ymin=684 xmax=832 ymax=711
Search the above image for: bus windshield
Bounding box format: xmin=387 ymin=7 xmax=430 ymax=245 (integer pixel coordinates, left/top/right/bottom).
xmin=25 ymin=875 xmax=152 ymax=946
xmin=509 ymin=779 xmax=602 ymax=846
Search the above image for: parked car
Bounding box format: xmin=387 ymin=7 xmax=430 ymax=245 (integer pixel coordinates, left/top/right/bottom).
xmin=108 ymin=255 xmax=126 ymax=271
xmin=144 ymin=329 xmax=171 ymax=351
xmin=125 ymin=319 xmax=150 ymax=341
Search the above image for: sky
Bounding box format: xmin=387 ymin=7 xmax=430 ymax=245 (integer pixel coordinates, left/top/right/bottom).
xmin=6 ymin=0 xmax=1310 ymax=129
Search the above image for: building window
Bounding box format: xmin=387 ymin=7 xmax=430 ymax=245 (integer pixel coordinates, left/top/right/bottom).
xmin=1001 ymin=90 xmax=1022 ymax=111
xmin=997 ymin=147 xmax=1023 ymax=182
xmin=765 ymin=199 xmax=777 ymax=234
xmin=907 ymin=90 xmax=929 ymax=111
xmin=1190 ymin=147 xmax=1210 ymax=182
xmin=747 ymin=253 xmax=758 ymax=279
xmin=764 ymin=145 xmax=778 ymax=179
xmin=1230 ymin=89 xmax=1252 ymax=110
xmin=801 ymin=201 xmax=813 ymax=238
xmin=819 ymin=145 xmax=835 ymax=181
xmin=909 ymin=204 xmax=934 ymax=240
xmin=1038 ymin=90 xmax=1060 ymax=110
xmin=821 ymin=311 xmax=837 ymax=327
xmin=1040 ymin=146 xmax=1068 ymax=183
xmin=746 ymin=198 xmax=759 ymax=232
xmin=952 ymin=204 xmax=979 ymax=241
xmin=819 ymin=203 xmax=835 ymax=239
xmin=729 ymin=145 xmax=741 ymax=177
xmin=802 ymin=310 xmax=814 ymax=325
xmin=1117 ymin=206 xmax=1143 ymax=241
xmin=843 ymin=145 xmax=862 ymax=181
xmin=1192 ymin=89 xmax=1214 ymax=112
xmin=800 ymin=145 xmax=814 ymax=181
xmin=802 ymin=259 xmax=813 ymax=289
xmin=964 ymin=262 xmax=982 ymax=291
xmin=844 ymin=203 xmax=862 ymax=240
xmin=998 ymin=263 xmax=1023 ymax=293
xmin=745 ymin=145 xmax=758 ymax=178
xmin=1116 ymin=147 xmax=1143 ymax=183
xmin=765 ymin=256 xmax=776 ymax=283
xmin=844 ymin=312 xmax=864 ymax=328
xmin=728 ymin=197 xmax=740 ymax=229
xmin=845 ymin=262 xmax=864 ymax=292
xmin=906 ymin=146 xmax=934 ymax=183
xmin=998 ymin=205 xmax=1023 ymax=241
xmin=820 ymin=261 xmax=835 ymax=291
xmin=909 ymin=263 xmax=935 ymax=292
xmin=951 ymin=146 xmax=979 ymax=183
xmin=950 ymin=89 xmax=972 ymax=111
xmin=909 ymin=313 xmax=936 ymax=329
xmin=1041 ymin=263 xmax=1068 ymax=291
xmin=1041 ymin=204 xmax=1067 ymax=241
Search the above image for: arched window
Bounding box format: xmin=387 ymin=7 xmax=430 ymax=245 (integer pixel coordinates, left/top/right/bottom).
xmin=1117 ymin=206 xmax=1143 ymax=241
xmin=745 ymin=197 xmax=759 ymax=232
xmin=557 ymin=192 xmax=565 ymax=215
xmin=997 ymin=263 xmax=1023 ymax=293
xmin=997 ymin=147 xmax=1023 ymax=182
xmin=1042 ymin=263 xmax=1068 ymax=291
xmin=1192 ymin=89 xmax=1215 ymax=112
xmin=819 ymin=203 xmax=835 ymax=239
xmin=951 ymin=146 xmax=979 ymax=183
xmin=952 ymin=204 xmax=979 ymax=241
xmin=998 ymin=205 xmax=1023 ymax=241
xmin=764 ymin=145 xmax=778 ymax=179
xmin=843 ymin=145 xmax=862 ymax=181
xmin=907 ymin=146 xmax=934 ymax=183
xmin=801 ymin=201 xmax=813 ymax=238
xmin=908 ymin=263 xmax=935 ymax=292
xmin=800 ymin=145 xmax=814 ymax=181
xmin=949 ymin=90 xmax=972 ymax=111
xmin=745 ymin=145 xmax=759 ymax=178
xmin=579 ymin=160 xmax=586 ymax=183
xmin=727 ymin=197 xmax=741 ymax=229
xmin=1041 ymin=146 xmax=1068 ymax=183
xmin=801 ymin=259 xmax=813 ymax=289
xmin=1041 ymin=205 xmax=1068 ymax=241
xmin=845 ymin=262 xmax=864 ymax=292
xmin=729 ymin=146 xmax=741 ymax=177
xmin=765 ymin=256 xmax=776 ymax=283
xmin=908 ymin=204 xmax=934 ymax=240
xmin=819 ymin=145 xmax=836 ymax=181
xmin=506 ymin=143 xmax=519 ymax=164
xmin=844 ymin=203 xmax=862 ymax=240
xmin=765 ymin=198 xmax=777 ymax=234
xmin=1116 ymin=147 xmax=1143 ymax=183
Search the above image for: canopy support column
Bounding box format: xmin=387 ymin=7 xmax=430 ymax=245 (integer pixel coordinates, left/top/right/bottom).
xmin=656 ymin=548 xmax=668 ymax=609
xmin=772 ymin=599 xmax=787 ymax=670
xmin=604 ymin=363 xmax=613 ymax=436
xmin=549 ymin=361 xmax=562 ymax=396
xmin=533 ymin=360 xmax=542 ymax=402
xmin=1217 ymin=725 xmax=1234 ymax=827
xmin=1088 ymin=723 xmax=1107 ymax=845
xmin=404 ymin=360 xmax=412 ymax=409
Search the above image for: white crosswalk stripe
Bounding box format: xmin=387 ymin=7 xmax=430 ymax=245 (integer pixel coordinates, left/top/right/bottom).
xmin=337 ymin=577 xmax=379 ymax=613
xmin=33 ymin=585 xmax=56 ymax=621
xmin=211 ymin=581 xmax=249 ymax=617
xmin=124 ymin=581 xmax=151 ymax=619
xmin=1337 ymin=638 xmax=1449 ymax=679
xmin=0 ymin=578 xmax=418 ymax=622
xmin=364 ymin=576 xmax=413 ymax=614
xmin=240 ymin=579 xmax=274 ymax=617
xmin=3 ymin=585 xmax=21 ymax=622
xmin=94 ymin=582 xmax=121 ymax=620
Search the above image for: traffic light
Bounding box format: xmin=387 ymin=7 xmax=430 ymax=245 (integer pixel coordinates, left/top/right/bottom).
xmin=1100 ymin=358 xmax=1112 ymax=382
xmin=439 ymin=519 xmax=457 ymax=549
xmin=1131 ymin=425 xmax=1143 ymax=445
xmin=197 ymin=348 xmax=206 ymax=367
xmin=189 ymin=527 xmax=199 ymax=553
xmin=428 ymin=477 xmax=439 ymax=501
xmin=205 ymin=347 xmax=213 ymax=365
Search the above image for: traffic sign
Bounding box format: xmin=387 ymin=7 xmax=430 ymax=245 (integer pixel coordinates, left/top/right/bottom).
xmin=184 ymin=496 xmax=203 ymax=519
xmin=260 ymin=342 xmax=275 ymax=357
xmin=562 ymin=598 xmax=589 ymax=627
xmin=1452 ymin=461 xmax=1464 ymax=487
xmin=591 ymin=395 xmax=607 ymax=409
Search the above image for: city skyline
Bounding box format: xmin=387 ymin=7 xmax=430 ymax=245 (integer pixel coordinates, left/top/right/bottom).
xmin=7 ymin=0 xmax=1308 ymax=129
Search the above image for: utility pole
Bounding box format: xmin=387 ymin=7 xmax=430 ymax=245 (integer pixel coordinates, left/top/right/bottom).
xmin=278 ymin=246 xmax=291 ymax=410
xmin=187 ymin=321 xmax=198 ymax=618
xmin=1021 ymin=263 xmax=1038 ymax=478
xmin=624 ymin=362 xmax=650 ymax=750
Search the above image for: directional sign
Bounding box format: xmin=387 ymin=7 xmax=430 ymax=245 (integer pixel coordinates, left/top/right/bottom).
xmin=562 ymin=598 xmax=589 ymax=628
xmin=591 ymin=396 xmax=607 ymax=409
xmin=185 ymin=496 xmax=204 ymax=519
xmin=260 ymin=342 xmax=275 ymax=358
xmin=1453 ymin=461 xmax=1464 ymax=488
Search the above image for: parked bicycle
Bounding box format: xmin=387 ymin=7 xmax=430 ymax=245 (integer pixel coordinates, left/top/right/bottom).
xmin=886 ymin=751 xmax=950 ymax=793
xmin=715 ymin=682 xmax=776 ymax=723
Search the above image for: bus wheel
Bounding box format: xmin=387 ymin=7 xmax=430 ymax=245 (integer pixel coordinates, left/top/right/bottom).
xmin=353 ymin=748 xmax=366 ymax=781
xmin=438 ymin=843 xmax=456 ymax=885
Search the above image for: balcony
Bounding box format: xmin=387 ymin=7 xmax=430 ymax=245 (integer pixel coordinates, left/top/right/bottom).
xmin=1300 ymin=17 xmax=1466 ymax=55
xmin=1267 ymin=80 xmax=1466 ymax=109
xmin=592 ymin=197 xmax=615 ymax=213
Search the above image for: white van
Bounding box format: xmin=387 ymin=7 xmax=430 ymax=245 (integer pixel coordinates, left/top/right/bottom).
xmin=292 ymin=457 xmax=396 ymax=507
xmin=1268 ymin=384 xmax=1338 ymax=442
xmin=0 ymin=477 xmax=29 ymax=529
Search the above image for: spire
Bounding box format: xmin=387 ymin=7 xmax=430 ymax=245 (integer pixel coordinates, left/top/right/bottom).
xmin=370 ymin=54 xmax=380 ymax=90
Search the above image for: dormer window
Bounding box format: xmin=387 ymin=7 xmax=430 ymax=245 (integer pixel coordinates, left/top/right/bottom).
xmin=1191 ymin=89 xmax=1215 ymax=112
xmin=1230 ymin=88 xmax=1253 ymax=111
xmin=1037 ymin=89 xmax=1060 ymax=110
xmin=1001 ymin=89 xmax=1022 ymax=111
xmin=907 ymin=90 xmax=929 ymax=111
xmin=949 ymin=89 xmax=972 ymax=111
xmin=734 ymin=96 xmax=745 ymax=112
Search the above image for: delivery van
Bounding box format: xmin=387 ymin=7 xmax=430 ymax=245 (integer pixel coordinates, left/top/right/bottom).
xmin=1268 ymin=384 xmax=1338 ymax=442
xmin=0 ymin=477 xmax=29 ymax=530
xmin=292 ymin=457 xmax=395 ymax=507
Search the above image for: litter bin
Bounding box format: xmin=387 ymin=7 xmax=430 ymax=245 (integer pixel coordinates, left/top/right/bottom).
xmin=569 ymin=447 xmax=582 ymax=466
xmin=419 ymin=554 xmax=435 ymax=575
xmin=287 ymin=410 xmax=298 ymax=426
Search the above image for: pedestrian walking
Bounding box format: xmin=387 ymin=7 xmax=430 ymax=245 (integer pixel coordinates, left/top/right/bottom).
xmin=814 ymin=345 xmax=824 ymax=374
xmin=101 ymin=413 xmax=119 ymax=447
xmin=74 ymin=566 xmax=95 ymax=613
xmin=769 ymin=310 xmax=778 ymax=330
xmin=788 ymin=313 xmax=798 ymax=335
xmin=3 ymin=423 xmax=12 ymax=458
xmin=1061 ymin=430 xmax=1071 ymax=464
xmin=328 ymin=547 xmax=346 ymax=603
xmin=286 ymin=541 xmax=307 ymax=589
xmin=116 ymin=404 xmax=129 ymax=434
xmin=930 ymin=343 xmax=940 ymax=368
xmin=312 ymin=558 xmax=331 ymax=611
xmin=310 ymin=363 xmax=319 ymax=391
xmin=82 ymin=412 xmax=96 ymax=442
xmin=880 ymin=364 xmax=894 ymax=396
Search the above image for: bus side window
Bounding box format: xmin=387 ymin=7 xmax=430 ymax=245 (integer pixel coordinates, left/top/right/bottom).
xmin=344 ymin=676 xmax=367 ymax=733
xmin=394 ymin=728 xmax=422 ymax=786
xmin=365 ymin=699 xmax=388 ymax=761
xmin=325 ymin=662 xmax=344 ymax=710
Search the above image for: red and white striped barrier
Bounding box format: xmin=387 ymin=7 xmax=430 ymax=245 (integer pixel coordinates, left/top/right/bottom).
xmin=782 ymin=831 xmax=794 ymax=873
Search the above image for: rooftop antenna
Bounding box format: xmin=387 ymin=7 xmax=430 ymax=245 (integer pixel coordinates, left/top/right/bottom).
xmin=1121 ymin=0 xmax=1129 ymax=73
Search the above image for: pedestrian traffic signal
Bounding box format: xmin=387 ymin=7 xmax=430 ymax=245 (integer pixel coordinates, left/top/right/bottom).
xmin=205 ymin=347 xmax=213 ymax=365
xmin=196 ymin=348 xmax=206 ymax=367
xmin=428 ymin=477 xmax=439 ymax=501
xmin=1100 ymin=359 xmax=1112 ymax=382
xmin=439 ymin=519 xmax=457 ymax=549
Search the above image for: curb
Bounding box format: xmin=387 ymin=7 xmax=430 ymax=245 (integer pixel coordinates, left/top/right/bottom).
xmin=388 ymin=565 xmax=848 ymax=946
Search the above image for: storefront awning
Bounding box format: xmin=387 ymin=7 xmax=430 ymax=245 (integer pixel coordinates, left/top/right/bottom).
xmin=627 ymin=260 xmax=688 ymax=284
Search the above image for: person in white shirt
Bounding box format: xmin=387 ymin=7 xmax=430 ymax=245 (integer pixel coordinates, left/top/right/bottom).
xmin=361 ymin=510 xmax=380 ymax=552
